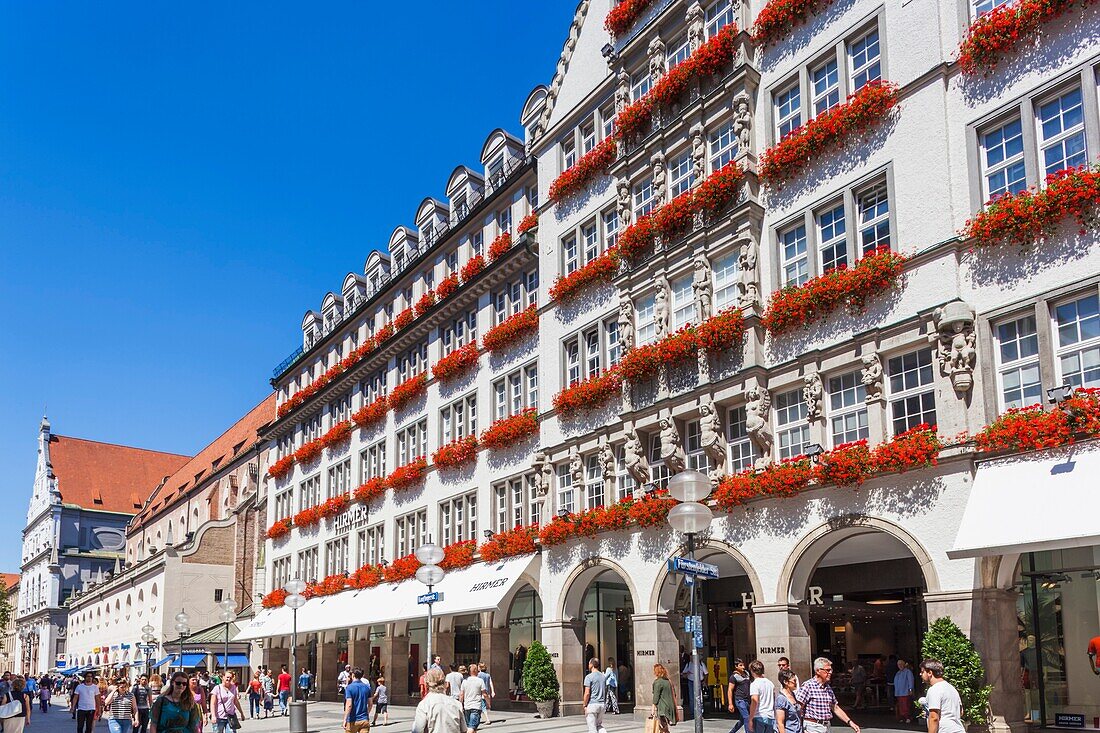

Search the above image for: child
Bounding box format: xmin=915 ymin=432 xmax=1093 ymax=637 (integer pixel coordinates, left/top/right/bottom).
xmin=39 ymin=683 xmax=51 ymax=713
xmin=370 ymin=676 xmax=389 ymax=726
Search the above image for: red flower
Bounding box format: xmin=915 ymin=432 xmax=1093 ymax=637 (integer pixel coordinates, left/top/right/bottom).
xmin=618 ymin=309 xmax=746 ymax=382
xmin=415 ymin=291 xmax=436 ymax=317
xmin=436 ymin=273 xmax=460 ymax=300
xmin=320 ymin=421 xmax=354 ymax=451
xmin=265 ymin=518 xmax=292 ymax=540
xmin=460 ymin=255 xmax=486 ymax=283
xmin=262 ymin=588 xmax=288 ymax=608
xmin=352 ymin=396 xmax=388 ymax=429
xmin=480 ymin=524 xmax=538 ymax=562
xmin=760 ymin=247 xmax=907 ymax=335
xmin=537 ymin=494 xmax=676 ymax=546
xmin=548 ymin=138 xmax=618 ymax=203
xmin=693 ymin=308 xmax=746 ymax=351
xmin=389 ymin=374 xmax=427 ymax=411
xmin=432 ymin=435 xmax=479 ymax=470
xmin=517 ymin=212 xmax=539 ymax=235
xmin=553 ymin=370 xmax=623 ymax=417
xmin=715 ymin=459 xmax=814 ymax=509
xmin=963 ymin=167 xmax=1100 ymax=249
xmin=815 ymin=441 xmax=874 ymax=487
xmin=752 ymin=0 xmax=834 ymax=45
xmin=618 ymin=341 xmax=665 ymax=382
xmin=353 ymin=477 xmax=386 ymax=504
xmin=625 ymin=493 xmax=676 ymax=527
xmin=957 ymin=0 xmax=1096 ymax=74
xmin=307 ymin=574 xmax=348 ymax=598
xmin=382 ymin=554 xmax=420 ymax=583
xmin=317 ymin=493 xmax=350 ymax=519
xmin=431 ymin=342 xmax=480 ymax=382
xmin=481 ymin=408 xmax=539 ymax=450
xmin=267 ymin=455 xmax=296 ymax=480
xmin=375 ymin=323 xmax=395 ymax=342
xmin=483 ymin=305 xmax=538 ymax=354
xmin=872 ymin=425 xmax=941 ymax=473
xmin=549 ymin=250 xmax=621 ymax=303
xmin=489 ymin=232 xmax=513 ymax=261
xmin=394 ymin=308 xmax=414 ymax=331
xmin=293 ymin=505 xmax=322 ymax=529
xmin=348 ymin=564 xmax=383 ymax=589
xmin=439 ymin=540 xmax=478 ymax=571
xmin=385 ymin=457 xmax=428 ymax=492
xmin=294 ymin=438 xmax=324 ymax=466
xmin=759 ymin=81 xmax=900 ymax=186
xmin=975 ymin=388 xmax=1100 ymax=453
xmin=604 ymin=0 xmax=655 ymax=36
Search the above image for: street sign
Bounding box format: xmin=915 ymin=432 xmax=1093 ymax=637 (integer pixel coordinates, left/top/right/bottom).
xmin=684 ymin=616 xmax=702 ymax=633
xmin=667 ymin=557 xmax=720 ymax=579
xmin=693 ymin=630 xmax=704 ymax=649
xmin=417 ymin=591 xmax=443 ymax=605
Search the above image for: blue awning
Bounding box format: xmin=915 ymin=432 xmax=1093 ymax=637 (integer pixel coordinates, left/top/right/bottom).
xmin=152 ymin=656 xmax=175 ymax=669
xmin=212 ymin=654 xmax=251 ymax=667
xmin=155 ymin=653 xmax=208 ymax=668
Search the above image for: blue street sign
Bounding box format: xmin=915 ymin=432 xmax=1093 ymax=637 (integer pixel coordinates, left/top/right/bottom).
xmin=684 ymin=616 xmax=702 ymax=633
xmin=667 ymin=557 xmax=720 ymax=579
xmin=693 ymin=630 xmax=704 ymax=649
xmin=417 ymin=591 xmax=443 ymax=605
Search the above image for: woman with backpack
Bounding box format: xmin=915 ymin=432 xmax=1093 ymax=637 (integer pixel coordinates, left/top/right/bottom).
xmin=1 ymin=675 xmax=32 ymax=733
xmin=150 ymin=672 xmax=201 ymax=733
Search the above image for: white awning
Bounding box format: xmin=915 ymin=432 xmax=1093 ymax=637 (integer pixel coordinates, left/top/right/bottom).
xmin=237 ymin=554 xmax=538 ymax=641
xmin=948 ymin=443 xmax=1100 ymax=559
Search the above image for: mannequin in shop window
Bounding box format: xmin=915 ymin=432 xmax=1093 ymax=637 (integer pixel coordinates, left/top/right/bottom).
xmin=512 ymin=646 xmax=526 ymax=692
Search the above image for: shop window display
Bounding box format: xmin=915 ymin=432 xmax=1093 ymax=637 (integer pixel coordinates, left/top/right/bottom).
xmin=508 ymin=586 xmax=543 ymax=699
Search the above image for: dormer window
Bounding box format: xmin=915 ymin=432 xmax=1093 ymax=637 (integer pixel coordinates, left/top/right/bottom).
xmin=453 ymin=194 xmax=468 ymax=222
xmin=420 ymin=222 xmax=435 ymax=245
xmin=488 ymin=156 xmax=505 ymax=187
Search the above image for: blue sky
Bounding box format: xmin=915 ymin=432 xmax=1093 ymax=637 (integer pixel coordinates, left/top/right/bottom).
xmin=0 ymin=1 xmax=580 ymax=564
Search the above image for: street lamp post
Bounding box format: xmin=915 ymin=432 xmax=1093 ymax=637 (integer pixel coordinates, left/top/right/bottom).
xmin=218 ymin=598 xmax=236 ymax=676
xmin=666 ymin=470 xmax=714 ymax=733
xmin=282 ymin=579 xmax=308 ymax=733
xmin=174 ymin=611 xmax=190 ymax=676
xmin=414 ymin=538 xmax=446 ymax=671
xmin=140 ymin=624 xmax=157 ymax=678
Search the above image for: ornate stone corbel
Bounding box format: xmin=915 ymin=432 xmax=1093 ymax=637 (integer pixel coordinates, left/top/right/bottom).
xmin=686 ymin=2 xmax=705 ymax=51
xmin=651 ymin=151 xmax=667 ymax=209
xmin=860 ymin=353 xmax=885 ymax=403
xmin=658 ymin=412 xmax=687 ymax=475
xmin=929 ymin=301 xmax=977 ymax=396
xmin=615 ymin=71 xmax=631 ymax=115
xmin=803 ymin=372 xmax=823 ymax=421
xmin=699 ymin=396 xmax=728 ymax=486
xmin=648 ymin=37 xmax=667 ymax=85
xmin=745 ymin=384 xmax=773 ymax=469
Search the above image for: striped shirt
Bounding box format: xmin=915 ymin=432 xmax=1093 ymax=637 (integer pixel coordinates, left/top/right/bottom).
xmin=107 ymin=691 xmax=135 ymax=720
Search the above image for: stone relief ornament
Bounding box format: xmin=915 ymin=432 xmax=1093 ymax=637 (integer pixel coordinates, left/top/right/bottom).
xmin=617 ymin=179 xmax=632 ymax=229
xmin=651 ymin=151 xmax=667 ymax=208
xmin=860 ymin=353 xmax=885 ymax=403
xmin=733 ymin=92 xmax=753 ymax=152
xmin=569 ymin=446 xmax=584 ymax=489
xmin=693 ymin=255 xmax=713 ymax=321
xmin=623 ymin=427 xmax=651 ymax=488
xmin=737 ymin=238 xmax=759 ymax=308
xmin=531 ymin=450 xmax=552 ymax=497
xmin=699 ymin=397 xmax=729 ymax=485
xmin=690 ymin=124 xmax=707 ymax=186
xmin=659 ymin=414 xmax=687 ymax=475
xmin=598 ymin=436 xmax=616 ymax=483
xmin=929 ymin=301 xmax=978 ymax=396
xmin=803 ymin=372 xmax=823 ymax=421
xmin=745 ymin=385 xmax=773 ymax=469
xmin=654 ymin=278 xmax=670 ymax=338
xmin=618 ymin=294 xmax=635 ymax=351
xmin=687 ymin=2 xmax=705 ymax=51
xmin=648 ymin=37 xmax=667 ymax=85
xmin=615 ymin=71 xmax=631 ymax=115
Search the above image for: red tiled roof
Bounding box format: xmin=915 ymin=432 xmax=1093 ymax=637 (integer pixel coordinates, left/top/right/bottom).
xmin=129 ymin=395 xmax=276 ymax=531
xmin=50 ymin=436 xmax=191 ymax=515
xmin=0 ymin=574 xmax=20 ymax=591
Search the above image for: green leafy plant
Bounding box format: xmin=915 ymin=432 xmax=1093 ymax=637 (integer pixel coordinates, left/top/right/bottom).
xmin=521 ymin=640 xmax=560 ymax=702
xmin=921 ymin=617 xmax=993 ymax=725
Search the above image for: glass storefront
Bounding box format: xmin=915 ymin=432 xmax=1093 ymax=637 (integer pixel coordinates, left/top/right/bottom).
xmin=508 ymin=586 xmax=542 ymax=697
xmin=454 ymin=613 xmax=482 ymax=669
xmin=407 ymin=619 xmax=427 ymax=697
xmin=583 ymin=578 xmax=635 ymax=705
xmin=1017 ymin=547 xmax=1100 ymax=728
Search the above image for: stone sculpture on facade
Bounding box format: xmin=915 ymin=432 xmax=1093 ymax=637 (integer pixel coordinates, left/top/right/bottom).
xmin=733 ymin=92 xmax=752 ymax=152
xmin=693 ymin=255 xmax=713 ymax=321
xmin=690 ymin=124 xmax=707 ymax=183
xmin=860 ymin=353 xmax=885 ymax=403
xmin=654 ymin=278 xmax=670 ymax=338
xmin=617 ymin=179 xmax=632 ymax=229
xmin=598 ymin=437 xmax=616 ymax=498
xmin=687 ymin=2 xmax=706 ymax=51
xmin=659 ymin=414 xmax=687 ymax=475
xmin=652 ymin=151 xmax=667 ymax=208
xmin=737 ymin=238 xmax=759 ymax=308
xmin=618 ymin=294 xmax=635 ymax=351
xmin=623 ymin=427 xmax=651 ymax=488
xmin=615 ymin=71 xmax=631 ymax=114
xmin=745 ymin=385 xmax=773 ymax=469
xmin=569 ymin=446 xmax=584 ymax=490
xmin=648 ymin=37 xmax=667 ymax=85
xmin=803 ymin=372 xmax=823 ymax=420
xmin=531 ymin=450 xmax=552 ymax=497
xmin=930 ymin=301 xmax=978 ymax=396
xmin=699 ymin=397 xmax=728 ymax=485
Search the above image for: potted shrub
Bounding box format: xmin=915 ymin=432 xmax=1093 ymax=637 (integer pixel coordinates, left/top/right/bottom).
xmin=920 ymin=617 xmax=992 ymax=729
xmin=522 ymin=640 xmax=559 ymax=718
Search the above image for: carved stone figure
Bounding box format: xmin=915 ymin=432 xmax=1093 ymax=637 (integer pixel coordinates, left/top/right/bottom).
xmin=733 ymin=92 xmax=752 ymax=152
xmin=623 ymin=428 xmax=651 ymax=488
xmin=737 ymin=238 xmax=759 ymax=308
xmin=654 ymin=281 xmax=670 ymax=338
xmin=569 ymin=446 xmax=584 ymax=489
xmin=615 ymin=71 xmax=631 ymax=115
xmin=651 ymin=152 xmax=667 ymax=208
xmin=860 ymin=353 xmax=884 ymax=403
xmin=648 ymin=37 xmax=667 ymax=85
xmin=687 ymin=3 xmax=705 ymax=51
xmin=598 ymin=436 xmax=616 ymax=486
xmin=699 ymin=398 xmax=728 ymax=484
xmin=803 ymin=372 xmax=823 ymax=420
xmin=616 ymin=179 xmax=632 ymax=229
xmin=745 ymin=386 xmax=773 ymax=469
xmin=693 ymin=255 xmax=713 ymax=321
xmin=659 ymin=415 xmax=687 ymax=475
xmin=617 ymin=295 xmax=635 ymax=351
xmin=531 ymin=450 xmax=552 ymax=497
xmin=929 ymin=301 xmax=977 ymax=396
xmin=690 ymin=124 xmax=707 ymax=184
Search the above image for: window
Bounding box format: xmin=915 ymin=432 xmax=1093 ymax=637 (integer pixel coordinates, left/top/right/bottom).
xmin=276 ymin=433 xmax=293 ymax=460
xmin=359 ymin=440 xmax=387 ymax=482
xmin=857 ymin=182 xmax=891 ymax=254
xmin=397 ymin=419 xmax=428 ymax=465
xmin=615 ymin=446 xmax=636 ymax=501
xmin=298 ymin=474 xmax=320 ymax=511
xmin=888 ymin=348 xmax=937 ymax=434
xmin=585 ymin=454 xmax=605 ymax=510
xmin=775 ymin=84 xmax=802 ymax=139
xmin=452 ymin=195 xmax=468 ymax=222
xmin=272 ymin=556 xmax=292 ymax=589
xmin=634 ymin=179 xmax=654 ymax=217
xmin=359 ymin=369 xmax=387 ymax=402
xmin=607 ymin=319 xmax=622 ymax=366
xmin=709 ymin=121 xmax=737 ymax=171
xmin=812 ymin=59 xmax=840 ymax=115
xmin=685 ymin=420 xmax=710 ymax=472
xmin=563 ymin=233 xmax=579 ymax=275
xmin=493 ymin=269 xmax=538 ymax=323
xmin=672 ymin=275 xmax=695 ymax=328
xmin=562 ymin=137 xmax=577 ymax=170
xmin=1054 ymin=293 xmax=1100 ymax=389
xmin=324 ymin=536 xmax=349 ymax=576
xmin=648 ymin=433 xmax=671 ymax=488
xmin=726 ymin=406 xmax=755 ymax=472
xmin=296 ymin=546 xmax=319 ymax=583
xmin=714 ymin=252 xmax=739 ymax=311
xmin=356 ymin=524 xmax=384 ymax=567
xmin=274 ymin=488 xmax=294 ymax=521
xmin=776 ymin=389 xmax=810 ymax=460
xmin=667 ymin=34 xmax=690 ymax=69
xmin=847 ymin=29 xmax=881 ymax=91
xmin=499 ymin=208 xmax=513 ymax=236
xmin=705 ymin=0 xmax=735 ymax=37
xmin=981 ymin=119 xmax=1026 ymax=198
xmin=631 ymin=70 xmax=650 ymax=101
xmin=600 ymin=103 xmax=617 ymax=140
xmin=583 ymin=221 xmax=599 ymax=263
xmin=603 ymin=209 xmax=620 ymax=250
xmin=327 ymin=459 xmax=351 ymax=498
xmin=670 ymin=151 xmax=695 ymax=197
xmin=563 ymin=318 xmax=621 ymax=385
xmin=395 ymin=509 xmax=428 ymax=558
xmin=494 ymin=474 xmax=539 ymax=532
xmin=302 ymin=414 xmax=322 ymax=445
xmin=817 ymin=203 xmax=848 ymax=273
xmin=973 ymin=0 xmax=1010 ymax=15
xmin=637 ymin=293 xmax=657 ymax=345
xmin=440 ymin=491 xmax=478 ymax=546
xmin=440 ymin=393 xmax=477 ymax=444
xmin=442 ymin=311 xmax=478 ymax=354
xmin=828 ymin=372 xmax=868 ymax=445
xmin=565 ymin=338 xmax=581 ymax=386
xmin=488 ymin=156 xmax=505 ymax=188
xmin=581 ymin=121 xmax=596 ymax=155
xmin=1037 ymin=87 xmax=1087 ymax=177
xmin=781 ymin=223 xmax=809 ymax=286
xmin=493 ymin=362 xmax=538 ymax=420
xmin=995 ymin=314 xmax=1042 ymax=410
xmin=446 ymin=250 xmax=458 ymax=275
xmin=398 ymin=341 xmax=428 ymax=381
xmin=557 ymin=464 xmax=575 ymax=514
xmin=471 ymin=231 xmax=484 ymax=257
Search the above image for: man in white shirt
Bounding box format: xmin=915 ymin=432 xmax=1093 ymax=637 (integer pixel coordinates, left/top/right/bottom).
xmin=445 ymin=665 xmax=464 ymax=699
xmin=920 ymin=659 xmax=965 ymax=733
xmin=70 ymin=672 xmax=102 ymax=733
xmin=337 ymin=665 xmax=351 ymax=696
xmin=459 ymin=663 xmax=487 ymax=733
xmin=748 ymin=660 xmax=777 ymax=733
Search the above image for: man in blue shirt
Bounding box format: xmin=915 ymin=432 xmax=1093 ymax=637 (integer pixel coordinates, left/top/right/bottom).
xmin=298 ymin=669 xmax=312 ymax=700
xmin=344 ymin=668 xmax=372 ymax=733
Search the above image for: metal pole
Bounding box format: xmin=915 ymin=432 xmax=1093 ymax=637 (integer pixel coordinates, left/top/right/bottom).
xmin=426 ymin=585 xmax=433 ymax=674
xmin=290 ymin=608 xmax=298 ymax=703
xmin=689 ymin=534 xmax=703 ymax=733
xmin=224 ymin=622 xmax=230 ymax=677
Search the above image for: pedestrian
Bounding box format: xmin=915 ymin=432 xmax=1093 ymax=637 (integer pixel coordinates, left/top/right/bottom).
xmin=651 ymin=663 xmax=677 ymax=733
xmin=795 ymin=658 xmax=860 ymax=733
xmin=72 ymin=671 xmax=102 ymax=733
xmin=726 ymin=659 xmax=751 ymax=733
xmin=894 ymin=659 xmax=915 ymax=723
xmin=476 ymin=662 xmax=495 ymax=725
xmin=150 ymin=674 xmax=164 ymax=698
xmin=246 ymin=672 xmax=262 ymax=720
xmin=776 ymin=658 xmax=800 ymax=690
xmin=919 ymin=660 xmax=963 ymax=733
xmin=413 ymin=669 xmax=463 ymax=733
xmin=850 ymin=663 xmax=867 ymax=710
xmin=604 ymin=657 xmax=620 ymax=715
xmin=681 ymin=654 xmax=705 ymax=720
xmin=343 ymin=668 xmax=372 ymax=733
xmin=419 ymin=663 xmax=429 ymax=700
xmin=297 ymin=669 xmax=310 ymax=701
xmin=445 ymin=665 xmax=463 ymax=699
xmin=134 ymin=675 xmax=153 ymax=733
xmin=259 ymin=671 xmax=274 ymax=719
xmin=40 ymin=679 xmax=52 ymax=713
xmin=149 ymin=672 xmax=201 ymax=733
xmin=459 ymin=663 xmax=487 ymax=733
xmin=104 ymin=677 xmax=139 ymax=733
xmin=430 ymin=657 xmax=443 ymax=672
xmin=209 ymin=671 xmax=244 ymax=733
xmin=370 ymin=676 xmax=389 ymax=726
xmin=582 ymin=658 xmax=608 ymax=733
xmin=338 ymin=665 xmax=352 ymax=697
xmin=748 ymin=661 xmax=776 ymax=733
xmin=188 ymin=676 xmax=208 ymax=733
xmin=3 ymin=675 xmax=32 ymax=733
xmin=276 ymin=666 xmax=291 ymax=716
xmin=774 ymin=670 xmax=803 ymax=733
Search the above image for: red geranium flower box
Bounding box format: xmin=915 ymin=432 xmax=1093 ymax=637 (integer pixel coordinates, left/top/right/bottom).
xmin=553 ymin=370 xmax=623 ymax=417
xmin=267 ymin=455 xmax=295 ymax=480
xmin=483 ymin=305 xmax=538 ymax=354
xmin=317 ymin=493 xmax=350 ymax=519
xmin=385 ymin=457 xmax=428 ymax=492
xmin=548 ymin=137 xmax=618 ymax=203
xmin=548 ymin=250 xmax=620 ymax=303
xmin=517 ymin=212 xmax=539 ymax=235
xmin=440 ymin=540 xmax=478 ymax=571
xmin=294 ymin=438 xmax=324 ymax=466
xmin=375 ymin=323 xmax=395 ymax=342
xmin=480 ymin=524 xmax=538 ymax=562
xmin=693 ymin=308 xmax=746 ymax=351
xmin=605 ymin=0 xmax=654 ymax=36
xmin=460 ymin=255 xmax=486 ymax=283
xmin=352 ymin=396 xmax=389 ymax=429
xmin=415 ymin=291 xmax=436 ymax=317
xmin=353 ymin=477 xmax=386 ymax=505
xmin=436 ymin=273 xmax=460 ymax=300
xmin=320 ymin=420 xmax=354 ymax=451
xmin=265 ymin=518 xmax=292 ymax=540
xmin=431 ymin=342 xmax=480 ymax=382
xmin=815 ymin=440 xmax=874 ymax=487
xmin=389 ymin=374 xmax=427 ymax=411
xmin=489 ymin=232 xmax=512 ymax=261
xmin=432 ymin=435 xmax=479 ymax=470
xmin=293 ymin=505 xmax=322 ymax=529
xmin=957 ymin=0 xmax=1094 ymax=74
xmin=752 ymin=0 xmax=834 ymax=46
xmin=262 ymin=588 xmax=288 ymax=608
xmin=394 ymin=308 xmax=414 ymax=331
xmin=480 ymin=408 xmax=539 ymax=450
xmin=382 ymin=554 xmax=420 ymax=583
xmin=625 ymin=492 xmax=676 ymax=527
xmin=975 ymin=388 xmax=1100 ymax=453
xmin=348 ymin=564 xmax=383 ymax=589
xmin=307 ymin=574 xmax=348 ymax=598
xmin=872 ymin=425 xmax=941 ymax=473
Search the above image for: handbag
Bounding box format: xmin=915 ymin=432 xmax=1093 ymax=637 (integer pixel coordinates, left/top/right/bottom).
xmin=228 ymin=715 xmax=241 ymax=730
xmin=645 ymin=716 xmax=659 ymax=733
xmin=0 ymin=693 xmax=22 ymax=719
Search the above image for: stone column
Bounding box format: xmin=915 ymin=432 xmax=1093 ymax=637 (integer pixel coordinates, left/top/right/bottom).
xmin=542 ymin=619 xmax=585 ymax=716
xmin=480 ymin=626 xmax=511 ymax=703
xmin=316 ymin=639 xmax=340 ymax=701
xmin=264 ymin=645 xmax=289 ymax=672
xmin=348 ymin=630 xmax=371 ymax=674
xmin=434 ymin=630 xmax=456 ymax=670
xmin=381 ymin=633 xmax=411 ymax=705
xmin=752 ymin=604 xmax=812 ymax=681
xmin=632 ymin=613 xmax=684 ymax=720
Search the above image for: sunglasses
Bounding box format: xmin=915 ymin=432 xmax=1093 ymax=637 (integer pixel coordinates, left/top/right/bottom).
xmin=173 ymin=681 xmax=187 ymax=688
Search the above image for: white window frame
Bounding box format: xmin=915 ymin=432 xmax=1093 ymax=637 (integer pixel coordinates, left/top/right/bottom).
xmin=993 ymin=312 xmax=1043 ymax=411
xmin=775 ymin=389 xmax=810 ymax=460
xmin=440 ymin=491 xmax=478 ymax=547
xmin=439 ymin=393 xmax=478 ymax=445
xmin=1052 ymin=293 xmax=1100 ymax=390
xmin=827 ymin=371 xmax=869 ymax=446
xmin=887 ymin=348 xmax=937 ymax=435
